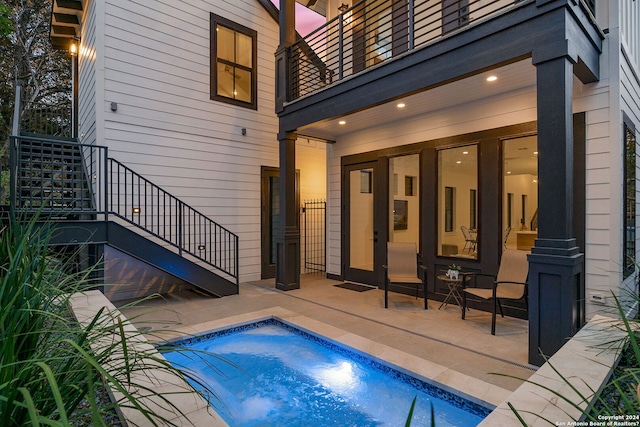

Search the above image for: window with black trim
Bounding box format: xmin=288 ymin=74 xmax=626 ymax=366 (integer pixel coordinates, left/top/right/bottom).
xmin=623 ymin=121 xmax=637 ymax=278
xmin=210 ymin=13 xmax=257 ymax=109
xmin=438 ymin=145 xmax=478 ymax=258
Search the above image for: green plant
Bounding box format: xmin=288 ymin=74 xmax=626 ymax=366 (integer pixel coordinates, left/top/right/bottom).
xmin=448 ymin=263 xmax=461 ymax=271
xmin=404 ymin=396 xmax=435 ymax=426
xmin=0 ymin=215 xmax=216 ymax=426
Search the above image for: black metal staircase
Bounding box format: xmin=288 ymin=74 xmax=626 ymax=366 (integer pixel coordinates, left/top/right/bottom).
xmin=10 ymin=134 xmax=239 ymax=297
xmin=12 ymin=135 xmax=95 ymax=219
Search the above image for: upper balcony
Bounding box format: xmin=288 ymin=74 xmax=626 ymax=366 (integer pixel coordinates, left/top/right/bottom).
xmin=287 ymin=0 xmax=597 ymax=103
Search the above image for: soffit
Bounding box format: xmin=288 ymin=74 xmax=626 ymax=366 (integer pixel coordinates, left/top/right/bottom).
xmin=296 ymin=0 xmax=327 ymax=16
xmin=49 ymin=0 xmax=83 ymax=50
xmin=297 ymin=59 xmax=538 ymax=142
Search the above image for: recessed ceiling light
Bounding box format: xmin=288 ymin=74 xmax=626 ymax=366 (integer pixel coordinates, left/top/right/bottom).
xmin=486 ymin=75 xmax=498 ymax=82
xmin=456 ymin=160 xmax=462 ymax=164
xmin=397 ymin=103 xmax=406 ymax=108
xmin=462 ymin=151 xmax=469 ymax=155
xmin=507 ymin=171 xmax=512 ymax=174
xmin=339 ymin=120 xmax=346 ymax=125
xmin=533 ymin=151 xmax=539 ymax=155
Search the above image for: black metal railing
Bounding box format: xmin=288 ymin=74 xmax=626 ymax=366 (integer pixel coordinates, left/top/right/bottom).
xmin=302 ymin=199 xmax=326 ymax=274
xmin=109 ymin=159 xmax=239 ymax=282
xmin=289 ymin=0 xmax=529 ymax=100
xmin=20 ymin=105 xmax=73 ymax=138
xmin=10 ymin=135 xmax=106 ymax=217
xmin=10 ymin=136 xmax=239 ymax=285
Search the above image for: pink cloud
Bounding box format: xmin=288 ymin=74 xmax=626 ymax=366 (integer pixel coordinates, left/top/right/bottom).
xmin=269 ymin=0 xmax=326 ymax=37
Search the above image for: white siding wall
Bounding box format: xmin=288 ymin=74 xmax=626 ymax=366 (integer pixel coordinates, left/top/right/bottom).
xmin=577 ymin=0 xmax=640 ymax=318
xmin=88 ymin=0 xmax=281 ymax=283
xmin=574 ymin=32 xmax=618 ymax=318
xmin=620 ymin=0 xmax=640 ymax=71
xmin=618 ymin=0 xmax=640 ymax=307
xmin=78 ymin=0 xmax=100 ymax=149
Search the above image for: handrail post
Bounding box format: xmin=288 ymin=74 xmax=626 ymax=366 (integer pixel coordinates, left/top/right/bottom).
xmin=9 ymin=136 xmax=16 ymax=215
xmin=104 ymin=148 xmax=109 ymax=222
xmin=235 ymin=234 xmax=239 ymax=285
xmin=178 ymin=201 xmax=183 ymax=256
xmin=409 ymin=0 xmax=415 ymax=50
xmin=11 ymin=84 xmax=21 ymax=137
xmin=338 ymin=15 xmax=344 ymax=80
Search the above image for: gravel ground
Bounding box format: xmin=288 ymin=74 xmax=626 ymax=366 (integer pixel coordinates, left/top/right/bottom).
xmin=70 ymin=388 xmax=124 ymax=426
xmin=593 ymin=340 xmax=640 ymax=414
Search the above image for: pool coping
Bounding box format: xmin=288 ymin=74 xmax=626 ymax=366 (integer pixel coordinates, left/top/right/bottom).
xmin=70 ymin=290 xmax=627 ymax=426
xmin=479 ymin=314 xmax=625 ymax=426
xmin=69 ymin=290 xmax=229 ymax=427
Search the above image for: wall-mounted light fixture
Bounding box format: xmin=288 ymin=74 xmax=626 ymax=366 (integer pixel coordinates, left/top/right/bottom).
xmin=241 ymin=127 xmax=247 ymax=136
xmin=338 ymin=3 xmax=352 ymax=24
xmin=132 ymin=207 xmax=141 ymax=214
xmin=69 ymin=40 xmax=78 ymax=57
xmin=198 ymin=244 xmax=206 ymax=251
xmin=110 ymin=102 xmax=118 ymax=112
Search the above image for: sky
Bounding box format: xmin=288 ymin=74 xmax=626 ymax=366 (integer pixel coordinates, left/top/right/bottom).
xmin=269 ymin=0 xmax=326 ymax=36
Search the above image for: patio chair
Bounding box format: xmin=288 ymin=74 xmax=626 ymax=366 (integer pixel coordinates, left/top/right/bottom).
xmin=461 ymin=249 xmax=528 ymax=335
xmin=460 ymin=225 xmax=477 ymax=253
xmin=383 ymin=242 xmax=428 ymax=309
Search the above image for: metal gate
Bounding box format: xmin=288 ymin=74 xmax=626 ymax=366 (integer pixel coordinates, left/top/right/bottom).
xmin=302 ymin=199 xmax=326 ymax=273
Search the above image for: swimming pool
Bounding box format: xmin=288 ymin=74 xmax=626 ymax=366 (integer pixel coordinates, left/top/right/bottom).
xmin=163 ymin=319 xmax=490 ymax=426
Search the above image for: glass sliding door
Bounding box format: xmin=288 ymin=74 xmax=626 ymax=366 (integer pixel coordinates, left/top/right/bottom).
xmin=389 ymin=154 xmax=420 ymax=247
xmin=344 ymin=162 xmax=380 ymax=284
xmin=350 ymin=168 xmax=375 ymax=271
xmin=437 ymin=145 xmax=478 ymax=258
xmin=503 ymin=136 xmax=538 ymax=251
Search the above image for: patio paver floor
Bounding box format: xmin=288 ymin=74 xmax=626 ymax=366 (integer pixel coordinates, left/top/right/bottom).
xmin=116 ymin=274 xmax=536 ymax=397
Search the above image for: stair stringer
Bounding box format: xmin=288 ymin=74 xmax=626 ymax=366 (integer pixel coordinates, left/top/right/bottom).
xmin=46 ymin=221 xmax=239 ymax=298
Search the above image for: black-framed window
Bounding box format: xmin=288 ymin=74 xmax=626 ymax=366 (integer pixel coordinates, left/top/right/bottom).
xmin=623 ymin=121 xmax=637 ymax=278
xmin=210 ymin=13 xmax=257 ymax=109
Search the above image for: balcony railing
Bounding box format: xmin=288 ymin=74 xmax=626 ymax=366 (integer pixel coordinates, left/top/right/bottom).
xmin=20 ymin=105 xmax=73 ymax=138
xmin=289 ymin=0 xmax=529 ymax=101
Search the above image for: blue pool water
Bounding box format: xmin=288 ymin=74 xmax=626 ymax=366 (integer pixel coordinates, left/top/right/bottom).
xmin=162 ymin=320 xmax=489 ymax=427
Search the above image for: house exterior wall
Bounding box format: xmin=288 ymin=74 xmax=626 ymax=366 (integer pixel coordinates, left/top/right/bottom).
xmin=78 ymin=0 xmax=100 ymax=151
xmin=74 ymin=0 xmax=326 ymax=283
xmin=616 ymin=0 xmax=640 ymax=305
xmin=574 ymin=0 xmax=640 ymax=316
xmin=325 ymin=8 xmax=636 ymax=320
xmin=277 ymin=0 xmax=603 ymax=363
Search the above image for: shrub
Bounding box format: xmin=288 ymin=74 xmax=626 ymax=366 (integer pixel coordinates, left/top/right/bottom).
xmin=0 ymin=216 xmax=213 ymax=426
